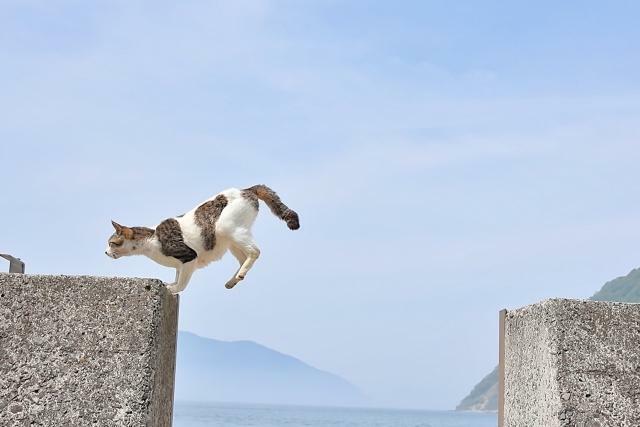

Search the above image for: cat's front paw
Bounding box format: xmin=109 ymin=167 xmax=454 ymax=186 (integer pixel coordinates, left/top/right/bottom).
xmin=165 ymin=283 xmax=180 ymax=294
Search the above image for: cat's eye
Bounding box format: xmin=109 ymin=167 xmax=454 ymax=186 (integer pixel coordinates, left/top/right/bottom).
xmin=110 ymin=241 xmax=123 ymax=247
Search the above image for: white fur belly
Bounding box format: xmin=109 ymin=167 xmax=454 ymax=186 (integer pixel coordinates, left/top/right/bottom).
xmin=196 ymin=235 xmax=230 ymax=268
xmin=175 ymin=212 xmax=230 ymax=268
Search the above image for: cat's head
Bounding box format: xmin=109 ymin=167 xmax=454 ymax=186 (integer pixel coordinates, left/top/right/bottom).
xmin=105 ymin=220 xmax=152 ymax=259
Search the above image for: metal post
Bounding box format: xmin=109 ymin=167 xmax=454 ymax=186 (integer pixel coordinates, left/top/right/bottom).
xmin=498 ymin=309 xmax=507 ymax=427
xmin=0 ymin=254 xmax=25 ymax=273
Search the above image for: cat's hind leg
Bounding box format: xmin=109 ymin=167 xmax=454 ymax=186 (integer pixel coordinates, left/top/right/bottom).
xmin=229 ymin=245 xmax=247 ymax=266
xmin=225 ymin=237 xmax=260 ymax=289
xmin=224 ymin=245 xmax=246 ymax=289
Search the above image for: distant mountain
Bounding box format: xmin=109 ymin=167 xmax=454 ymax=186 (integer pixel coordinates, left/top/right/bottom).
xmin=590 ymin=268 xmax=640 ymax=303
xmin=455 ymin=366 xmax=498 ymax=411
xmin=175 ymin=331 xmax=367 ymax=407
xmin=456 ymin=267 xmax=640 ymax=411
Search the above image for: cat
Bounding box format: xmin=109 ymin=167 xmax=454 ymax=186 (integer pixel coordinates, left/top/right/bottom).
xmin=105 ymin=185 xmax=299 ymax=294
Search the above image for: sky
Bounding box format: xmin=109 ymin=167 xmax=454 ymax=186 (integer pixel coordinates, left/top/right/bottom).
xmin=1 ymin=0 xmax=640 ymax=410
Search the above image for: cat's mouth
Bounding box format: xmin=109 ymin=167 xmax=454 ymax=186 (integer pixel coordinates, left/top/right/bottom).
xmin=105 ymin=251 xmax=120 ymax=259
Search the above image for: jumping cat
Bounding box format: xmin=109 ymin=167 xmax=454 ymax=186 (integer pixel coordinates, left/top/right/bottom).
xmin=105 ymin=185 xmax=299 ymax=294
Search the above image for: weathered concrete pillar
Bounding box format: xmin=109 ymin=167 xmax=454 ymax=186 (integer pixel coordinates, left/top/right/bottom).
xmin=0 ymin=273 xmax=178 ymax=426
xmin=504 ymin=299 xmax=640 ymax=427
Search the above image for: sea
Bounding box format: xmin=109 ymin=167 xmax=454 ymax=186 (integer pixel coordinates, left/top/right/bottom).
xmin=174 ymin=402 xmax=497 ymax=427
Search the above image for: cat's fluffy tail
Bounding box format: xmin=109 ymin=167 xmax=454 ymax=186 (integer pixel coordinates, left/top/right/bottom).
xmin=244 ymin=185 xmax=300 ymax=230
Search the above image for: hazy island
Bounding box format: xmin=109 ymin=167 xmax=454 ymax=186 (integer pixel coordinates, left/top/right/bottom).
xmin=175 ymin=331 xmax=368 ymax=407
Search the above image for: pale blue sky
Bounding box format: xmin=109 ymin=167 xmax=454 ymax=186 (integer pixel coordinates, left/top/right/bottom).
xmin=1 ymin=1 xmax=640 ymax=409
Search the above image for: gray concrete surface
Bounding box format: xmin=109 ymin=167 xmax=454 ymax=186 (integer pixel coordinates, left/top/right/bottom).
xmin=504 ymin=298 xmax=640 ymax=427
xmin=0 ymin=273 xmax=179 ymax=426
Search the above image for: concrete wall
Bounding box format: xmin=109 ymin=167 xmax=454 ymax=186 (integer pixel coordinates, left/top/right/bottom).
xmin=0 ymin=273 xmax=178 ymax=426
xmin=504 ymin=299 xmax=640 ymax=427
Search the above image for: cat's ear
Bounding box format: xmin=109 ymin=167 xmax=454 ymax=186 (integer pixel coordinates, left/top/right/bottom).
xmin=112 ymin=220 xmax=134 ymax=239
xmin=111 ymin=220 xmax=123 ymax=233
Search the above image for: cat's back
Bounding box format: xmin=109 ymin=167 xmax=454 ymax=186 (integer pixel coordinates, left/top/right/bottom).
xmin=198 ymin=187 xmax=247 ymax=206
xmin=175 ymin=188 xmax=257 ymax=251
xmin=181 ymin=188 xmax=243 ymax=217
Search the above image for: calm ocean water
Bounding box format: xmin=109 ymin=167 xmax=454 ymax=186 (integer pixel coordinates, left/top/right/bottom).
xmin=173 ymin=402 xmax=497 ymax=427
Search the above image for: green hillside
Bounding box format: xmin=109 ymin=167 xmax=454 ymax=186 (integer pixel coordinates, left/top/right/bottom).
xmin=455 ymin=366 xmax=498 ymax=411
xmin=457 ymin=267 xmax=640 ymax=411
xmin=590 ymin=268 xmax=640 ymax=303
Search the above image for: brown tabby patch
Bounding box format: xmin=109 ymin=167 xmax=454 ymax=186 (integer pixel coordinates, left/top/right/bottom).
xmin=155 ymin=218 xmax=197 ymax=263
xmin=194 ymin=195 xmax=228 ymax=251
